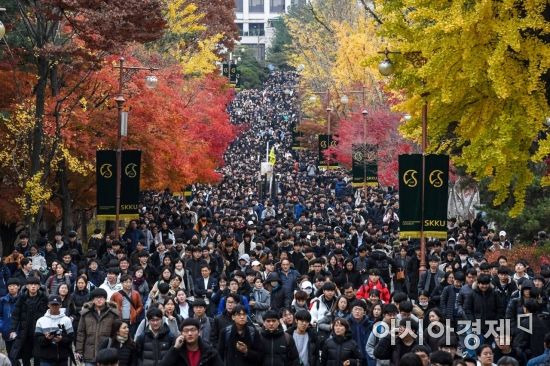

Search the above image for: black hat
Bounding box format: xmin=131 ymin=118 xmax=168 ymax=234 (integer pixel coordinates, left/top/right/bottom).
xmin=90 ymin=288 xmax=108 ymax=299
xmin=477 ymin=274 xmax=491 ymax=284
xmin=26 ymin=277 xmax=41 ymax=285
xmin=48 ymin=295 xmax=62 ymax=305
xmin=96 ymin=348 xmax=119 ymax=365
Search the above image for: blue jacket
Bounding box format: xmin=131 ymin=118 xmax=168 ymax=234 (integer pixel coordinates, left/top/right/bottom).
xmin=294 ymin=203 xmax=305 ymax=220
xmin=0 ymin=265 xmax=11 ymax=297
xmin=217 ymin=295 xmax=250 ymax=315
xmin=349 ymin=316 xmax=373 ymax=360
xmin=527 ymin=349 xmax=550 ymax=366
xmin=0 ymin=293 xmax=19 ymax=338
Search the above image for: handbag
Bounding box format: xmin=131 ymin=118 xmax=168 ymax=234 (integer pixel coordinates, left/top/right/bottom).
xmin=395 ymin=269 xmax=406 ymax=280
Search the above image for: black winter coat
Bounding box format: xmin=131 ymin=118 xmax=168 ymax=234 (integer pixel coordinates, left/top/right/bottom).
xmin=463 ymin=285 xmax=505 ymax=331
xmin=286 ymin=326 xmax=319 ymax=366
xmin=99 ymin=337 xmax=137 ymax=366
xmin=513 ymin=314 xmax=549 ymax=363
xmin=10 ymin=289 xmax=49 ymax=341
xmin=136 ymin=324 xmax=175 ymax=366
xmin=440 ymin=285 xmax=461 ymax=320
xmin=320 ymin=333 xmax=362 ymax=366
xmin=259 ymin=328 xmax=299 ymax=366
xmin=210 ymin=311 xmax=233 ymax=346
xmin=217 ymin=324 xmax=262 ymax=366
xmin=160 ymin=338 xmax=222 ymax=366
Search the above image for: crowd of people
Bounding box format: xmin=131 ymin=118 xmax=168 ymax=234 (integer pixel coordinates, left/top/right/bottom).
xmin=1 ymin=71 xmax=550 ymax=366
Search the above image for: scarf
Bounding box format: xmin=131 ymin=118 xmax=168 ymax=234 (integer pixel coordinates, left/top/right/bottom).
xmin=117 ymin=335 xmax=128 ymax=344
xmin=133 ymin=276 xmax=145 ymax=287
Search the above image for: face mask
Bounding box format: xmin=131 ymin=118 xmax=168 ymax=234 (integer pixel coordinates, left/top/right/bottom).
xmin=302 ymin=287 xmax=312 ymax=296
xmin=419 ymin=301 xmax=429 ymax=307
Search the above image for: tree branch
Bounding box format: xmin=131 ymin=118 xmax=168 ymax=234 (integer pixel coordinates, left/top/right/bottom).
xmin=359 ymin=0 xmax=383 ymax=24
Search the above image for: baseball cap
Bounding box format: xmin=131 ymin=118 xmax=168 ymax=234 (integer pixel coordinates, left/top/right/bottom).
xmin=251 ymin=260 xmax=261 ymax=266
xmin=499 ymin=230 xmax=506 ymax=237
xmin=48 ymin=295 xmax=62 ymax=305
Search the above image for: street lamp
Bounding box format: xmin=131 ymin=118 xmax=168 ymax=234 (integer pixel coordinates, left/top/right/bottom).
xmin=309 ymin=95 xmax=318 ymax=103
xmin=112 ymin=57 xmax=158 ymax=239
xmin=545 ymin=116 xmax=550 ymax=127
xmin=403 ymin=113 xmax=412 ymax=121
xmin=297 ymin=64 xmax=305 ymax=73
xmin=340 ymin=95 xmax=349 ymax=105
xmin=378 ymin=58 xmax=394 ymax=76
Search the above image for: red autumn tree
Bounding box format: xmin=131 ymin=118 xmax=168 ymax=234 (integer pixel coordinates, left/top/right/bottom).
xmin=326 ymin=108 xmax=415 ymax=186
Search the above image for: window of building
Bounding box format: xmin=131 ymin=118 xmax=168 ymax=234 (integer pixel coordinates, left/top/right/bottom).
xmin=236 ymin=23 xmax=244 ymax=37
xmin=249 ymin=0 xmax=264 ymax=13
xmin=235 ymin=0 xmax=243 ymax=12
xmin=290 ymin=0 xmax=305 ymax=7
xmin=270 ymin=0 xmax=285 ymax=13
xmin=249 ymin=23 xmax=265 ymax=36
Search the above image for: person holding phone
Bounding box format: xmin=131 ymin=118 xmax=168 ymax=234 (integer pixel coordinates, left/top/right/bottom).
xmin=217 ymin=305 xmax=262 ymax=366
xmin=160 ymin=318 xmax=222 ymax=366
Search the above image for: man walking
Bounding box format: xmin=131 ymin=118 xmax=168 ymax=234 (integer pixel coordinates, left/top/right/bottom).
xmin=35 ymin=295 xmax=74 ymax=366
xmin=160 ymin=318 xmax=222 ymax=366
xmin=259 ymin=310 xmax=299 ymax=366
xmin=76 ymin=288 xmax=120 ymax=366
xmin=111 ymin=274 xmax=143 ymax=337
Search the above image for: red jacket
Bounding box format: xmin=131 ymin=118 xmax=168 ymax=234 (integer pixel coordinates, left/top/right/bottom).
xmin=356 ymin=280 xmax=391 ymax=304
xmin=111 ymin=289 xmax=143 ymax=324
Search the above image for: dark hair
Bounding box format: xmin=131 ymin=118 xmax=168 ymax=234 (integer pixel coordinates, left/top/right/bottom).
xmin=392 ymin=292 xmax=408 ymax=304
xmin=146 ymin=307 xmax=164 ymax=320
xmin=399 ymin=353 xmax=423 ymax=366
xmin=411 ymin=345 xmax=430 ymax=355
xmin=110 ymin=320 xmax=135 ymax=346
xmin=430 ymin=350 xmax=454 ymax=366
xmin=20 ymin=258 xmax=31 ymax=267
xmin=428 ymin=307 xmax=445 ymax=322
xmin=332 ymin=317 xmax=349 ymax=331
xmin=120 ymin=274 xmax=132 ymax=283
xmin=476 ymin=344 xmax=493 ymax=357
xmin=232 ymin=304 xmax=247 ymax=315
xmin=294 ymin=290 xmax=308 ymax=301
xmin=399 ymin=301 xmax=413 ymax=313
xmin=496 ymin=357 xmax=519 ymax=366
xmin=294 ymin=309 xmax=312 ymax=322
xmin=383 ymin=303 xmax=398 ymax=315
xmin=226 ymin=293 xmax=241 ymax=305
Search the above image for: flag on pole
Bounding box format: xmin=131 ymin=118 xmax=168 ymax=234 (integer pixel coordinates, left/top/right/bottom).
xmin=269 ymin=147 xmax=276 ymax=165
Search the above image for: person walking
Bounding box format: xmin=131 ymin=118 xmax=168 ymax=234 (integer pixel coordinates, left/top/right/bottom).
xmin=135 ymin=307 xmax=175 ymax=366
xmin=76 ymin=288 xmax=120 ymax=366
xmin=9 ymin=276 xmax=49 ymax=366
xmin=160 ymin=318 xmax=222 ymax=366
xmin=319 ymin=318 xmax=362 ymax=366
xmin=98 ymin=320 xmax=138 ymax=366
xmin=259 ymin=310 xmax=299 ymax=366
xmin=34 ymin=295 xmax=74 ymax=366
xmin=111 ymin=274 xmax=143 ymax=337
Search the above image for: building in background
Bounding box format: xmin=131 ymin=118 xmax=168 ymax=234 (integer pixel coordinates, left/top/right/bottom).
xmin=234 ymin=0 xmax=304 ymax=63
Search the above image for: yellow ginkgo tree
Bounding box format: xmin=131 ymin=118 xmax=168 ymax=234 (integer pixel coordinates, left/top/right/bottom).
xmin=378 ymin=0 xmax=550 ymax=216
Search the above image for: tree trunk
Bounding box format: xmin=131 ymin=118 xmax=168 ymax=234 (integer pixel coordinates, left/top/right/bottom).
xmin=60 ymin=159 xmax=73 ymax=235
xmin=81 ymin=210 xmax=89 ymax=251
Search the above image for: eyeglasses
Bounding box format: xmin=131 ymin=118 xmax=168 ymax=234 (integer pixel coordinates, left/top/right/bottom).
xmin=181 ymin=328 xmax=198 ymax=334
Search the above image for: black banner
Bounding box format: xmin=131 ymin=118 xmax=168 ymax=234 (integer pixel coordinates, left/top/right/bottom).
xmin=318 ymin=134 xmax=338 ymax=168
xmin=398 ymin=154 xmax=422 ymax=238
xmin=352 ymin=144 xmax=378 ymax=187
xmin=229 ymin=64 xmax=238 ymax=84
xmin=96 ymin=150 xmax=141 ymax=220
xmin=222 ymin=63 xmax=229 ymax=78
xmin=424 ymin=154 xmax=449 ymax=238
xmin=398 ymin=154 xmax=449 ymax=239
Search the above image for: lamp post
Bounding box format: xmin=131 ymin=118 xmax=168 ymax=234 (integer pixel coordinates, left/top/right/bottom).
xmin=362 ymin=109 xmax=368 ymax=190
xmin=378 ymin=49 xmax=428 ymax=273
xmin=112 ymin=57 xmax=158 ymax=239
xmin=0 ymin=8 xmax=6 ymax=39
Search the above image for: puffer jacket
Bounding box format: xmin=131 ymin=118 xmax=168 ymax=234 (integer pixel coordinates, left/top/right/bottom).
xmin=0 ymin=293 xmax=18 ymax=338
xmin=10 ymin=288 xmax=49 ymax=342
xmin=76 ymin=301 xmax=120 ymax=362
xmin=259 ymin=328 xmax=300 ymax=366
xmin=286 ymin=326 xmax=320 ymax=366
xmin=34 ymin=310 xmax=74 ymax=361
xmin=463 ymin=283 xmax=505 ymax=332
xmin=320 ymin=332 xmax=362 ymax=366
xmin=136 ymin=324 xmax=174 ymax=366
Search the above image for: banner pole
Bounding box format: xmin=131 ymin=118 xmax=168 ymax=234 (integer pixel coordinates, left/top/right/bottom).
xmin=420 ymin=99 xmax=428 ymax=273
xmin=114 ymin=57 xmax=125 ymax=240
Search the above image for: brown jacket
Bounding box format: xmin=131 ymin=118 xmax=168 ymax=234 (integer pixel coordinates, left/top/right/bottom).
xmin=110 ymin=289 xmax=143 ymax=324
xmin=76 ymin=301 xmax=120 ymax=362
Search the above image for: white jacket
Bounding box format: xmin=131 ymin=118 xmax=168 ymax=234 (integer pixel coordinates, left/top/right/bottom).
xmin=35 ymin=309 xmax=74 ymax=335
xmin=310 ymin=295 xmax=333 ymax=324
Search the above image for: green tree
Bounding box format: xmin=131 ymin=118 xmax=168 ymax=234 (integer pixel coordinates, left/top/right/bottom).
xmin=236 ymin=47 xmax=268 ymax=89
xmin=266 ymin=18 xmax=292 ymax=69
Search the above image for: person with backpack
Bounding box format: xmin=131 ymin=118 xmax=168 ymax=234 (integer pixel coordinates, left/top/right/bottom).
xmin=310 ymin=282 xmax=337 ymax=325
xmin=135 ymin=307 xmax=175 ymax=366
xmin=111 ymin=274 xmax=144 ymax=337
xmin=356 ymin=269 xmax=390 ymax=304
xmin=0 ymin=278 xmax=20 ymax=358
xmin=259 ymin=310 xmax=299 ymax=366
xmin=217 ymin=304 xmax=262 ymax=366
